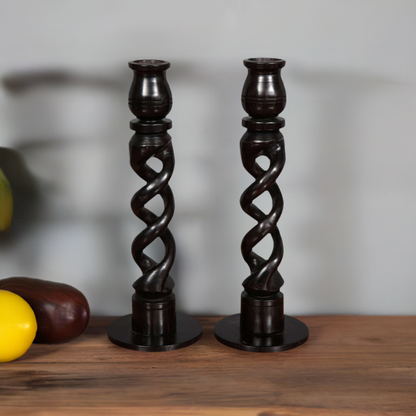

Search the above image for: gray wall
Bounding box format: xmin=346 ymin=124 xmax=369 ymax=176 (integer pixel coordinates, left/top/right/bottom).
xmin=0 ymin=0 xmax=415 ymax=315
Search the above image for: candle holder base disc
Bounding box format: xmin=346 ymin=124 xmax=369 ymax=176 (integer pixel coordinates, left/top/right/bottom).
xmin=108 ymin=313 xmax=202 ymax=352
xmin=214 ymin=314 xmax=308 ymax=352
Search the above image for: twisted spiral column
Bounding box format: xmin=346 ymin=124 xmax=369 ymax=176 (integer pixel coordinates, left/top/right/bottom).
xmin=129 ymin=129 xmax=175 ymax=296
xmin=108 ymin=60 xmax=202 ymax=351
xmin=214 ymin=58 xmax=309 ymax=352
xmin=240 ymin=127 xmax=285 ymax=296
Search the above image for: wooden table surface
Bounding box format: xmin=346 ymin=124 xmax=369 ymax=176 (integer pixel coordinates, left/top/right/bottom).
xmin=1 ymin=316 xmax=415 ymax=416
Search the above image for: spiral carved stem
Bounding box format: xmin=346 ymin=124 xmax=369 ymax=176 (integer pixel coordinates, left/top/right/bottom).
xmin=130 ymin=134 xmax=175 ymax=296
xmin=240 ymin=130 xmax=285 ymax=296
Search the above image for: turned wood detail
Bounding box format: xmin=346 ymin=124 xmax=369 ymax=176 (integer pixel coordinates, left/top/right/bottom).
xmin=214 ymin=58 xmax=308 ymax=352
xmin=107 ymin=59 xmax=203 ymax=350
xmin=128 ymin=60 xmax=175 ymax=298
xmin=240 ymin=58 xmax=286 ymax=297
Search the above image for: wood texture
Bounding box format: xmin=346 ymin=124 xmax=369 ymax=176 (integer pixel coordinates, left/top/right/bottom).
xmin=1 ymin=316 xmax=415 ymax=415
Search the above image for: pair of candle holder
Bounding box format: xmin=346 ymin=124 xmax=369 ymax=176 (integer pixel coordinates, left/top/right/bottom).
xmin=107 ymin=58 xmax=309 ymax=352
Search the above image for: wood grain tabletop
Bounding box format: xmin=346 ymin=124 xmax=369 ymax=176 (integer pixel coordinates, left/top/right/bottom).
xmin=0 ymin=316 xmax=415 ymax=415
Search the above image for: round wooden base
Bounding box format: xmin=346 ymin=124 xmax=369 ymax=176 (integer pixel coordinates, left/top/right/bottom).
xmin=214 ymin=314 xmax=308 ymax=352
xmin=108 ymin=313 xmax=202 ymax=352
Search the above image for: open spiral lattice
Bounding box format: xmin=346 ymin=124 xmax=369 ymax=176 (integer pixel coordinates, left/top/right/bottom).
xmin=129 ymin=135 xmax=175 ymax=296
xmin=240 ymin=131 xmax=286 ymax=296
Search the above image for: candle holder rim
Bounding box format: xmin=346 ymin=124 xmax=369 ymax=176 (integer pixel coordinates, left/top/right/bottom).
xmin=244 ymin=58 xmax=286 ymax=69
xmin=128 ymin=59 xmax=171 ymax=71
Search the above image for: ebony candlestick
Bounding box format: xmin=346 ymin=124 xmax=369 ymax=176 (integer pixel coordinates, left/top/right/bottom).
xmin=107 ymin=60 xmax=202 ymax=351
xmin=214 ymin=58 xmax=309 ymax=352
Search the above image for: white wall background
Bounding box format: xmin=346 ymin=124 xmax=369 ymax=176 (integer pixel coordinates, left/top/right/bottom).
xmin=0 ymin=0 xmax=415 ymax=316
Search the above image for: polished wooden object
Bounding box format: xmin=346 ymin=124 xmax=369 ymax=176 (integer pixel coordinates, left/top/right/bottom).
xmin=2 ymin=316 xmax=415 ymax=415
xmin=215 ymin=58 xmax=308 ymax=351
xmin=107 ymin=60 xmax=202 ymax=351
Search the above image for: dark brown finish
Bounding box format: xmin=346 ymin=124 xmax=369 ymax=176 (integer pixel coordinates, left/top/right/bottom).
xmin=0 ymin=276 xmax=89 ymax=343
xmin=215 ymin=58 xmax=308 ymax=351
xmin=241 ymin=57 xmax=286 ymax=118
xmin=128 ymin=60 xmax=175 ymax=297
xmin=1 ymin=315 xmax=415 ymax=415
xmin=128 ymin=59 xmax=172 ymax=120
xmin=215 ymin=314 xmax=309 ymax=352
xmin=107 ymin=60 xmax=202 ymax=351
xmin=106 ymin=313 xmax=203 ymax=352
xmin=240 ymin=58 xmax=287 ymax=296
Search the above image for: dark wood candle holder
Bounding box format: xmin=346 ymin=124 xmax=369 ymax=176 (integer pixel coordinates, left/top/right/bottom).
xmin=107 ymin=60 xmax=202 ymax=351
xmin=214 ymin=58 xmax=309 ymax=352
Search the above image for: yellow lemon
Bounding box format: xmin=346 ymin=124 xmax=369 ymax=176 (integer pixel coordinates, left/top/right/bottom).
xmin=0 ymin=290 xmax=37 ymax=362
